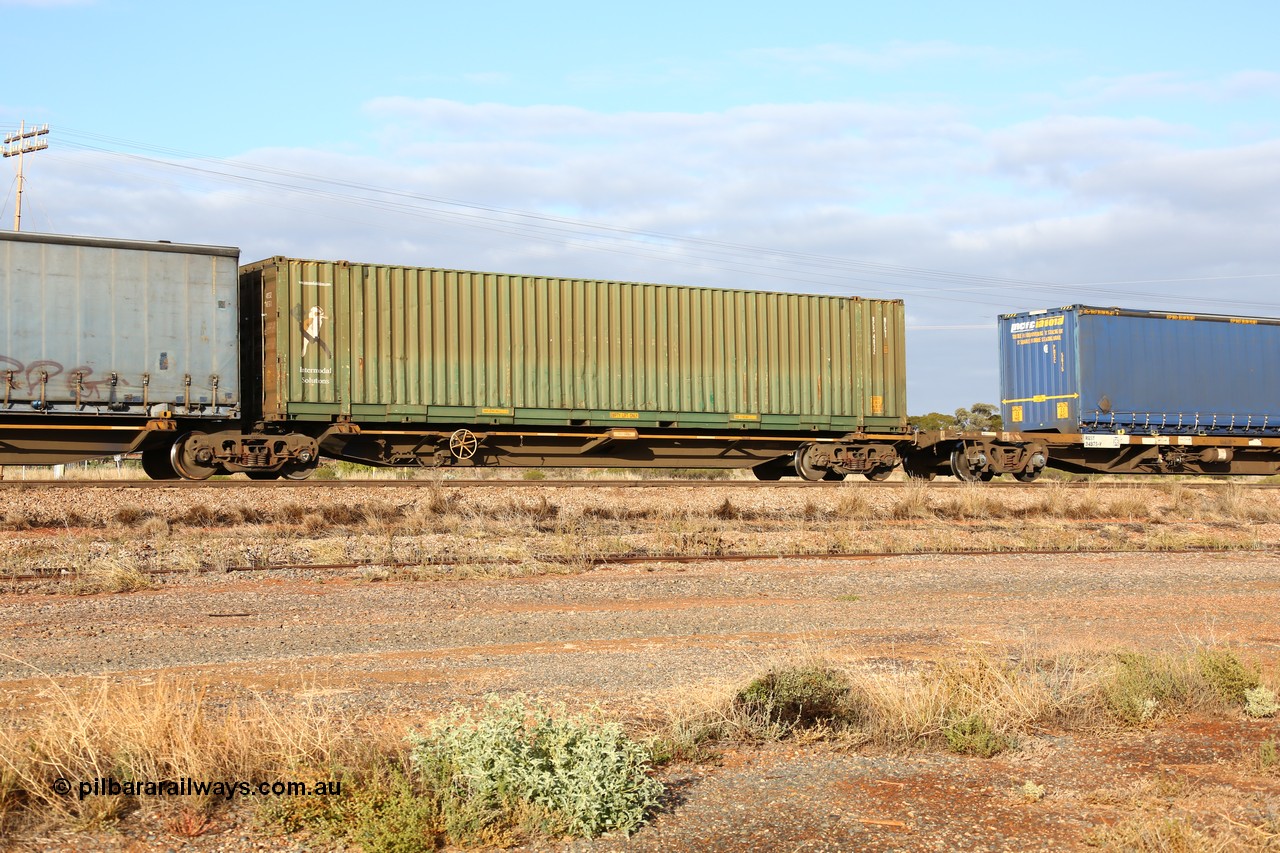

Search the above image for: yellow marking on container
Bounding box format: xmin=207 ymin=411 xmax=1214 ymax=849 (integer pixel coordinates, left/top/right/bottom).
xmin=1056 ymin=401 xmax=1070 ymax=418
xmin=731 ymin=413 xmax=759 ymax=421
xmin=1231 ymin=318 xmax=1258 ymax=325
xmin=609 ymin=411 xmax=640 ymax=419
xmin=1010 ymin=405 xmax=1024 ymax=423
xmin=870 ymin=395 xmax=884 ymax=415
xmin=480 ymin=407 xmax=511 ymax=415
xmin=1001 ymin=393 xmax=1080 ymax=404
xmin=1165 ymin=314 xmax=1195 ymax=321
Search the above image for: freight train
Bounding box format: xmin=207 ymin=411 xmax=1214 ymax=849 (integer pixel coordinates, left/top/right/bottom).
xmin=2 ymin=230 xmax=1278 ymax=481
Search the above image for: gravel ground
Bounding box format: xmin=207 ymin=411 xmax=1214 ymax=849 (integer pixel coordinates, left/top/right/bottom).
xmin=1 ymin=483 xmax=1279 ymax=850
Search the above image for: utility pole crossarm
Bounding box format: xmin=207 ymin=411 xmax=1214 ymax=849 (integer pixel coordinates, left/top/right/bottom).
xmin=3 ymin=121 xmax=51 ymax=231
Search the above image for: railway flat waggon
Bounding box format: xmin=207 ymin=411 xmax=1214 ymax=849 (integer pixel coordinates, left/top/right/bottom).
xmin=5 ymin=230 xmax=1275 ymax=482
xmin=239 ymin=256 xmax=913 ymax=479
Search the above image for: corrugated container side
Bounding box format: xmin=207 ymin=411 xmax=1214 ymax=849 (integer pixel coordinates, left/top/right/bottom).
xmin=999 ymin=308 xmax=1079 ymax=431
xmin=0 ymin=232 xmax=240 ymax=416
xmin=248 ymin=258 xmax=907 ymax=431
xmin=1002 ymin=305 xmax=1280 ymax=435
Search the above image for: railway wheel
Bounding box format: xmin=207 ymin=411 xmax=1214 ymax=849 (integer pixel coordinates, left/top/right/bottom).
xmin=281 ymin=461 xmax=317 ymax=480
xmin=949 ymin=447 xmax=985 ymax=483
xmin=141 ymin=445 xmax=179 ymax=480
xmin=169 ymin=432 xmax=218 ymax=481
xmin=793 ymin=443 xmax=829 ymax=482
xmin=863 ymin=466 xmax=893 ymax=482
xmin=751 ymin=457 xmax=787 ymax=481
xmin=1014 ymin=469 xmax=1042 ymax=483
xmin=901 ymin=454 xmax=937 ymax=482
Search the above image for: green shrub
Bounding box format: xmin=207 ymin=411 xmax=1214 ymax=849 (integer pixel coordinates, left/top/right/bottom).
xmin=942 ymin=714 xmax=1014 ymax=757
xmin=1260 ymin=738 xmax=1278 ymax=774
xmin=410 ymin=695 xmax=662 ymax=843
xmin=734 ymin=665 xmax=861 ymax=731
xmin=521 ymin=469 xmax=547 ymax=481
xmin=262 ymin=764 xmax=442 ymax=853
xmin=1195 ymin=647 xmax=1261 ymax=706
xmin=1099 ymin=653 xmax=1193 ymax=726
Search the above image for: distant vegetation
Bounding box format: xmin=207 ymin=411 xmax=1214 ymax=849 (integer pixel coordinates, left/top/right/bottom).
xmin=909 ymin=402 xmax=1002 ymax=431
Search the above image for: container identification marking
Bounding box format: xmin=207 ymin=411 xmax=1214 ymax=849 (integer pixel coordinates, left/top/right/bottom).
xmin=609 ymin=412 xmax=639 ymax=419
xmin=481 ymin=407 xmax=511 ymax=415
xmin=1009 ymin=314 xmax=1066 ymax=347
xmin=300 ymin=367 xmax=332 ymax=385
xmin=731 ymin=413 xmax=759 ymax=421
xmin=1083 ymin=434 xmax=1125 ymax=449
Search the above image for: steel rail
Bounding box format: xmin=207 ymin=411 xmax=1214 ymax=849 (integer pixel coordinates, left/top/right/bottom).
xmin=3 ymin=545 xmax=1272 ymax=585
xmin=0 ymin=478 xmax=1271 ymax=490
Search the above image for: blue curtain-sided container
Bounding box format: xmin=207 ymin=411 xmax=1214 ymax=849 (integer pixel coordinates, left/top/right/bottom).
xmin=999 ymin=306 xmax=1280 ymax=435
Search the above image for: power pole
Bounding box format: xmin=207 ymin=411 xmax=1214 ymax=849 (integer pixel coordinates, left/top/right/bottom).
xmin=3 ymin=121 xmax=50 ymax=231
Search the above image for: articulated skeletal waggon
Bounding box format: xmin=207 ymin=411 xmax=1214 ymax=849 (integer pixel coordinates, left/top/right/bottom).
xmin=1 ymin=231 xmax=1276 ymax=481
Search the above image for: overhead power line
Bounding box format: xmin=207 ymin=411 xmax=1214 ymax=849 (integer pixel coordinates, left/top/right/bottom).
xmin=43 ymin=126 xmax=1280 ymax=312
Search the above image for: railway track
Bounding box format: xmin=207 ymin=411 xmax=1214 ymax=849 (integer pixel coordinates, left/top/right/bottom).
xmin=0 ymin=477 xmax=1273 ymax=490
xmin=3 ymin=544 xmax=1272 ymax=585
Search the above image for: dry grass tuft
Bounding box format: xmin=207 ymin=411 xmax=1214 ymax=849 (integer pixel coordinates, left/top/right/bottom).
xmin=68 ymin=555 xmax=153 ymax=595
xmin=112 ymin=506 xmax=149 ymax=527
xmin=580 ymin=505 xmax=657 ymax=521
xmin=651 ymin=644 xmax=1277 ymax=765
xmin=833 ymin=491 xmax=873 ymax=520
xmin=935 ymin=483 xmax=1007 ymax=520
xmin=1105 ymin=489 xmax=1153 ymax=521
xmin=890 ymin=481 xmax=934 ymax=520
xmin=0 ymin=670 xmax=362 ymax=833
xmin=1214 ymin=482 xmax=1280 ymax=523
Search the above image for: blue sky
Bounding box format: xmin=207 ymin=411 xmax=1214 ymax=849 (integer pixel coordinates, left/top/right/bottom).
xmin=3 ymin=0 xmax=1279 ymax=412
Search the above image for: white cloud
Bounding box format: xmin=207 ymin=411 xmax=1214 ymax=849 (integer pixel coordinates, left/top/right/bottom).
xmin=1063 ymin=70 xmax=1280 ymax=105
xmin=12 ymin=97 xmax=1280 ymax=411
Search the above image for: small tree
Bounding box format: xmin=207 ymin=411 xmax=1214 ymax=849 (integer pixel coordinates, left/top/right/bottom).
xmin=953 ymin=403 xmax=1002 ymax=431
xmin=908 ymin=412 xmax=958 ymax=431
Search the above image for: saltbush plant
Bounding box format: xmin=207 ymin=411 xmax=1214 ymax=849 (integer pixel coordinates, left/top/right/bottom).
xmin=409 ymin=695 xmax=663 ymax=843
xmin=1245 ymin=686 xmax=1280 ymax=719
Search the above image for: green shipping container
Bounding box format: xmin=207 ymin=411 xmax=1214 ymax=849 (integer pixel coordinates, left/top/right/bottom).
xmin=239 ymin=257 xmax=908 ymax=433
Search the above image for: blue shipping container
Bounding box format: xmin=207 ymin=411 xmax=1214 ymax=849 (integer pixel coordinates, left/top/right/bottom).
xmin=999 ymin=306 xmax=1280 ymax=435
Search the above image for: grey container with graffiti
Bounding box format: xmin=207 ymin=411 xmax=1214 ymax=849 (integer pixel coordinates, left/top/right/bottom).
xmin=0 ymin=231 xmax=241 ymax=417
